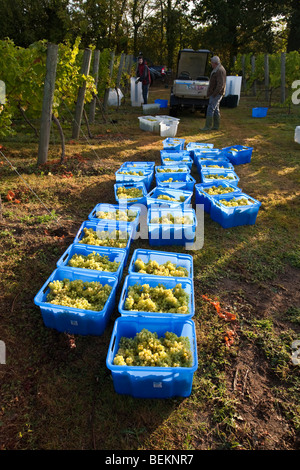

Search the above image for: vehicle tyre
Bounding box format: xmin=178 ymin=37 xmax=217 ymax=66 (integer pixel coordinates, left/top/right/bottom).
xmin=169 ymin=107 xmax=178 ymax=117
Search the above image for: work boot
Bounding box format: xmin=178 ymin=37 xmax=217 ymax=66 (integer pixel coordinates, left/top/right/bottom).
xmin=212 ymin=115 xmax=220 ymax=130
xmin=201 ymin=115 xmax=213 ymax=131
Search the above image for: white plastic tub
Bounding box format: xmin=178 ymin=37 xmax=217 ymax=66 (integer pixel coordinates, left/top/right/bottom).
xmin=294 ymin=126 xmax=300 ymax=144
xmin=225 ymin=76 xmax=242 ymax=104
xmin=138 ymin=116 xmax=160 ymax=133
xmin=131 ymin=77 xmax=143 ymax=107
xmin=160 ymin=120 xmax=179 ymax=137
xmin=142 ymin=103 xmax=161 ymax=114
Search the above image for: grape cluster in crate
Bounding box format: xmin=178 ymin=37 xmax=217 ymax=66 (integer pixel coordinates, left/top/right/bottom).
xmin=34 ymin=135 xmax=260 ymax=399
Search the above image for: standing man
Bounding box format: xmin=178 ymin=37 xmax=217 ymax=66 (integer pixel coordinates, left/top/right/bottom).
xmin=136 ymin=55 xmax=151 ymax=105
xmin=201 ymin=56 xmax=226 ymax=131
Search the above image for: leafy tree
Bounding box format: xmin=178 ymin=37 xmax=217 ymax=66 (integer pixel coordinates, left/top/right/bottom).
xmin=191 ymin=0 xmax=286 ymax=70
xmin=0 ymin=0 xmax=71 ymax=47
xmin=286 ymin=0 xmax=300 ymax=52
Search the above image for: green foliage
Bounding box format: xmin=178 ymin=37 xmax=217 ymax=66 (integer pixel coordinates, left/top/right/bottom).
xmin=232 ymin=50 xmax=300 ymax=105
xmin=0 ymin=37 xmax=98 ymax=134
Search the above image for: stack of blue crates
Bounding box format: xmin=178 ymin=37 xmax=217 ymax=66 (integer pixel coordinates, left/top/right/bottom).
xmin=193 ymin=141 xmax=261 ymax=228
xmin=34 ymin=202 xmax=139 ymax=335
xmin=106 ymin=248 xmax=198 ymax=398
xmin=33 ymin=131 xmax=260 ymax=399
xmin=150 ymin=137 xmax=197 ymax=247
xmin=34 ymin=183 xmax=146 ymax=335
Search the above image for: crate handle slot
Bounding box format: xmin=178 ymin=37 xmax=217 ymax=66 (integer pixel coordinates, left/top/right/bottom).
xmin=111 ymin=335 xmax=116 ymax=352
xmin=121 ymin=287 xmax=127 ymax=303
xmin=43 ymin=282 xmax=50 ymax=294
xmin=62 ymin=253 xmax=69 ymax=262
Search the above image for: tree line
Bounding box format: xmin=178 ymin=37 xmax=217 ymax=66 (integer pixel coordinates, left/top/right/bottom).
xmin=0 ymin=0 xmax=299 ymax=71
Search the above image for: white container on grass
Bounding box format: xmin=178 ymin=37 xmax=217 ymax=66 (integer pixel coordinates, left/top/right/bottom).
xmin=159 ymin=120 xmax=179 ymax=137
xmin=294 ymin=126 xmax=300 ymax=144
xmin=131 ymin=77 xmax=143 ymax=107
xmin=225 ymin=76 xmax=242 ymax=104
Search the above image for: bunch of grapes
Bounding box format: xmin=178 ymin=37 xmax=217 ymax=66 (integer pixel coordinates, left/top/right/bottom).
xmin=219 ymin=197 xmax=251 ymax=207
xmin=47 ymin=278 xmax=112 ymax=311
xmin=79 ymin=227 xmax=129 ymax=248
xmin=117 ymin=186 xmax=143 ymax=199
xmin=164 ymin=158 xmax=189 ymax=162
xmin=157 ymin=194 xmax=186 ymax=202
xmin=96 ymin=209 xmax=137 ymax=222
xmin=157 ymin=168 xmax=185 ymax=173
xmin=160 ymin=178 xmax=180 ymax=183
xmin=68 ymin=252 xmax=120 ymax=272
xmin=119 ymin=170 xmax=144 ymax=176
xmin=205 ymin=174 xmax=235 ymax=180
xmin=205 ymin=185 xmax=236 ymax=195
xmin=134 ymin=258 xmax=188 ymax=277
xmin=202 ymin=164 xmax=225 ymax=168
xmin=113 ymin=328 xmax=193 ymax=367
xmin=150 ymin=213 xmax=193 ymax=225
xmin=124 ymin=282 xmax=189 ymax=314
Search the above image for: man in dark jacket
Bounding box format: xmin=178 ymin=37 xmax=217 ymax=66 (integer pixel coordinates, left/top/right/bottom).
xmin=201 ymin=56 xmax=226 ymax=131
xmin=136 ymin=55 xmax=151 ymax=105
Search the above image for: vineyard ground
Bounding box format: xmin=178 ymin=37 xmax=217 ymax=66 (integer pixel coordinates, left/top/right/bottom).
xmin=0 ymin=84 xmax=299 ymax=452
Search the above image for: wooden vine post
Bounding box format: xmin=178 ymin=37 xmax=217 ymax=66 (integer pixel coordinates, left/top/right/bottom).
xmin=89 ymin=49 xmax=100 ymax=124
xmin=103 ymin=51 xmax=115 ymax=111
xmin=72 ymin=48 xmax=92 ymax=139
xmin=115 ymin=53 xmax=125 ymax=107
xmin=37 ymin=43 xmax=58 ymax=166
xmin=281 ymin=52 xmax=286 ymax=103
xmin=264 ymin=54 xmax=269 ymax=102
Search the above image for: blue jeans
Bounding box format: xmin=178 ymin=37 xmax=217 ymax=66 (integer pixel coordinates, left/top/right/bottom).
xmin=207 ymin=94 xmax=222 ymax=118
xmin=142 ymin=84 xmax=149 ymax=104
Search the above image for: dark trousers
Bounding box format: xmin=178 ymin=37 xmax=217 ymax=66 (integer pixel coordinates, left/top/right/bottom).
xmin=142 ymin=84 xmax=149 ymax=104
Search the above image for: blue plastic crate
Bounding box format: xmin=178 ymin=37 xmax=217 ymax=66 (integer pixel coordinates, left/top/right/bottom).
xmin=160 ymin=152 xmax=193 ymax=169
xmin=155 ymin=164 xmax=190 ymax=175
xmin=147 ymin=206 xmax=197 ymax=246
xmin=120 ymin=161 xmax=155 ymax=171
xmin=114 ymin=182 xmax=147 ymax=206
xmin=87 ymin=203 xmax=140 ymax=238
xmin=195 ymin=182 xmax=242 ymax=213
xmin=146 ymin=187 xmax=193 ymax=208
xmin=118 ymin=274 xmax=195 ymax=320
xmin=198 ymin=159 xmax=234 ymax=172
xmin=186 ymin=142 xmax=214 ymax=159
xmin=252 ymin=107 xmax=268 ymax=118
xmin=155 ymin=172 xmax=196 ymax=192
xmin=162 ymin=137 xmax=185 ymax=151
xmin=221 ymin=145 xmax=253 ymax=165
xmin=193 ymin=148 xmax=220 ymax=156
xmin=210 ymin=192 xmax=261 ymax=228
xmin=73 ymin=220 xmax=134 ymax=263
xmin=34 ymin=268 xmax=118 ymax=335
xmin=106 ymin=316 xmax=198 ymax=398
xmin=200 ymin=169 xmax=240 ymax=186
xmin=88 ymin=203 xmax=140 ymax=228
xmin=128 ymin=248 xmax=193 ymax=278
xmin=155 ymin=98 xmax=168 ymax=108
xmin=194 ymin=154 xmax=230 ymax=173
xmin=56 ymin=243 xmax=127 ymax=283
xmin=115 ymin=167 xmax=153 ymax=191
